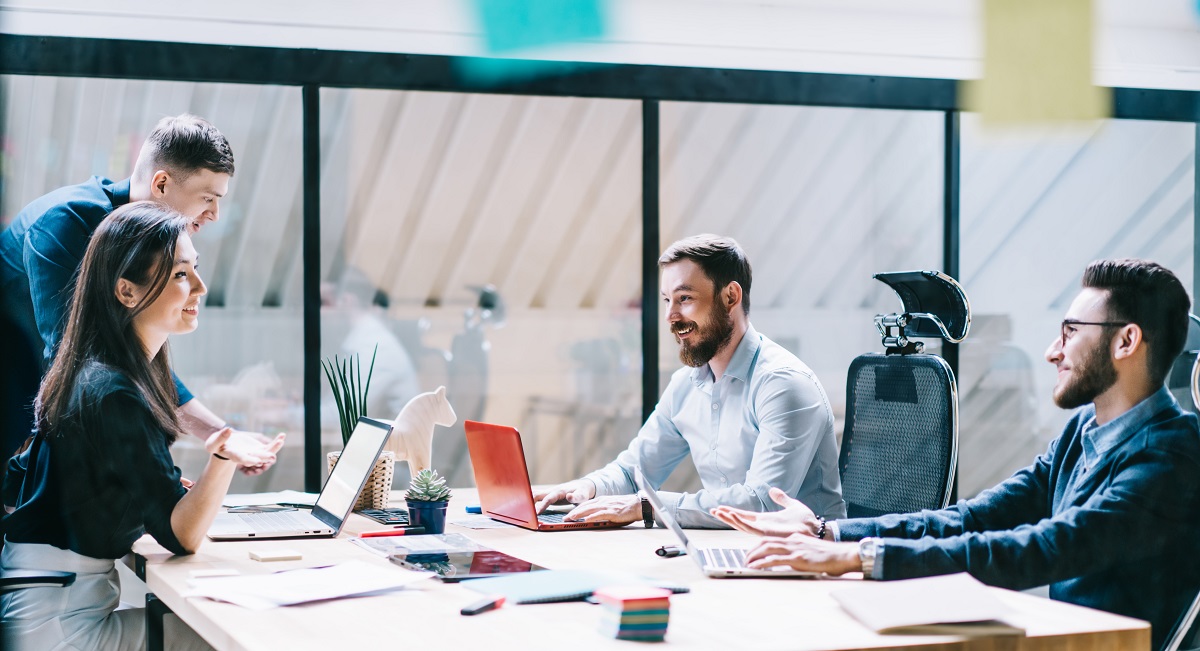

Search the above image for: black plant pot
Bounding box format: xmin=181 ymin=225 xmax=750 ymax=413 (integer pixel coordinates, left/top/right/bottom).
xmin=406 ymin=499 xmax=449 ymax=535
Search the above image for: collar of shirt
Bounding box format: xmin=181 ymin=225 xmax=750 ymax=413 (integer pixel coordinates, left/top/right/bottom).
xmin=1080 ymin=386 xmax=1177 ymax=469
xmin=111 ymin=177 xmax=132 ymax=207
xmin=689 ymin=323 xmax=762 ymax=388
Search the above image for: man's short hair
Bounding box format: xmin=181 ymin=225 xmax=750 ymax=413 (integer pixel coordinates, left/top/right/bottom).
xmin=658 ymin=234 xmax=752 ymax=315
xmin=136 ymin=114 xmax=235 ymax=181
xmin=1082 ymin=258 xmax=1191 ymax=385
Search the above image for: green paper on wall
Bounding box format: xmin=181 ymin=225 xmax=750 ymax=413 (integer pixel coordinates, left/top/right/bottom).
xmin=964 ymin=0 xmax=1109 ymax=125
xmin=473 ymin=0 xmax=607 ymax=54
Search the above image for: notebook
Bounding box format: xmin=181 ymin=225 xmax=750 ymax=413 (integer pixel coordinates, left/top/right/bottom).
xmin=464 ymin=420 xmax=627 ymax=531
xmin=207 ymin=417 xmax=393 ymax=540
xmin=634 ymin=467 xmax=821 ymax=579
xmin=831 ymin=573 xmax=1023 ymax=635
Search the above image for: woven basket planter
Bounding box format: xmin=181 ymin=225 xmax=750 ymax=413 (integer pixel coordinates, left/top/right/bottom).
xmin=326 ymin=450 xmax=395 ymax=511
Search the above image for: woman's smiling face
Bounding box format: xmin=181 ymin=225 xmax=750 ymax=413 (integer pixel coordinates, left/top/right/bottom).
xmin=129 ymin=233 xmax=206 ymax=354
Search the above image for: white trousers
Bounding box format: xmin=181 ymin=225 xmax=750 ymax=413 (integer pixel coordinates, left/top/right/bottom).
xmin=1 ymin=540 xmax=211 ymax=651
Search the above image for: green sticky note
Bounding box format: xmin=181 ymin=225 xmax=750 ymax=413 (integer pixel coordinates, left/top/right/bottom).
xmin=964 ymin=0 xmax=1110 ymax=124
xmin=473 ymin=0 xmax=606 ymax=53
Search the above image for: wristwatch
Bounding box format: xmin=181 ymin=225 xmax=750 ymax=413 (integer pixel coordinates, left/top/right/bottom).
xmin=639 ymin=495 xmax=654 ymax=528
xmin=858 ymin=537 xmax=881 ymax=578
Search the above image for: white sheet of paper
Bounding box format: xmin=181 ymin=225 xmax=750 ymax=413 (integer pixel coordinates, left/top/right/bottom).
xmin=221 ymin=490 xmax=318 ymax=508
xmin=184 ymin=561 xmax=432 ymax=610
xmin=451 ymin=515 xmax=518 ymax=529
xmin=351 ymin=533 xmax=485 ymax=556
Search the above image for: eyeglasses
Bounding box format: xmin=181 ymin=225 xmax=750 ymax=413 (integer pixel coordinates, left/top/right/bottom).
xmin=1060 ymin=319 xmax=1129 ymax=346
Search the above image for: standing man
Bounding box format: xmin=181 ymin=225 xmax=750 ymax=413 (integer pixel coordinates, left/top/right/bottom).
xmin=0 ymin=114 xmax=282 ymax=471
xmin=535 ymin=234 xmax=845 ymax=528
xmin=713 ymin=259 xmax=1200 ymax=650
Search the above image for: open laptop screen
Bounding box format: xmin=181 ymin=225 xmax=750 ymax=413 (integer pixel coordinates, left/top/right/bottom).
xmin=313 ymin=417 xmax=392 ymax=523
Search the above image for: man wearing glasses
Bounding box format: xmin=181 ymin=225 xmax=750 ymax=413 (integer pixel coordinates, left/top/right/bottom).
xmin=712 ymin=259 xmax=1200 ymax=651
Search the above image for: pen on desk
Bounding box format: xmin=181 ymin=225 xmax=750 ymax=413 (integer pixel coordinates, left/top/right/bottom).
xmin=656 ymin=545 xmax=686 ymax=558
xmin=461 ymin=595 xmax=505 ymax=616
xmin=360 ymin=527 xmax=425 ymax=537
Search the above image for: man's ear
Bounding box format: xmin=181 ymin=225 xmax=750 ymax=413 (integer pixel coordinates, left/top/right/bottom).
xmin=150 ymin=170 xmax=170 ymax=199
xmin=1111 ymin=323 xmax=1144 ymax=361
xmin=115 ymin=278 xmax=141 ymax=309
xmin=724 ymin=282 xmax=743 ymax=312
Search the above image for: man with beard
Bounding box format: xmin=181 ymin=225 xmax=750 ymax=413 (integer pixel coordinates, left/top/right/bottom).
xmin=533 ymin=234 xmax=845 ymax=528
xmin=712 ymin=258 xmax=1200 ymax=651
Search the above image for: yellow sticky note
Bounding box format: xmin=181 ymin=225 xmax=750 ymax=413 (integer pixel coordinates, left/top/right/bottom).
xmin=964 ymin=0 xmax=1110 ymax=124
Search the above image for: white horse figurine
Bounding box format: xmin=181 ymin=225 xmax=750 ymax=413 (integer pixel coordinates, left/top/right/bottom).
xmin=383 ymin=385 xmax=457 ymax=475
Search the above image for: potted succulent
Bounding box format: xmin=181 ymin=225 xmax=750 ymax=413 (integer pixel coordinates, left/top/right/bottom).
xmin=322 ymin=346 xmax=394 ymax=510
xmin=405 ymin=469 xmax=452 ymax=535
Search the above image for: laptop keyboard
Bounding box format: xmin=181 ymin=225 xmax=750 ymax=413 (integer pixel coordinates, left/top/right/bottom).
xmin=537 ymin=512 xmax=566 ymax=524
xmin=357 ymin=508 xmax=410 ymax=526
xmin=705 ymin=548 xmax=748 ymax=569
xmin=237 ymin=511 xmax=321 ymax=533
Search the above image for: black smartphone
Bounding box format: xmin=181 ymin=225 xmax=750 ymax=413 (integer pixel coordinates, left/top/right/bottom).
xmin=389 ymin=550 xmax=547 ymax=582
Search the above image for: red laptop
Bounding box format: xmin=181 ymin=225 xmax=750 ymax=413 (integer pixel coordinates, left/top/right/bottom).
xmin=464 ymin=420 xmax=628 ymax=531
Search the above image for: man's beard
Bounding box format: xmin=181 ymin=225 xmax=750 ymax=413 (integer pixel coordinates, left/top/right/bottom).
xmin=674 ymin=301 xmax=735 ymax=368
xmin=1053 ymin=337 xmax=1118 ymax=409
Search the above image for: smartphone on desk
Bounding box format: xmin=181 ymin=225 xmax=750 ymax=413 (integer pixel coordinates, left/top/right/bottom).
xmin=390 ymin=550 xmax=548 ymax=583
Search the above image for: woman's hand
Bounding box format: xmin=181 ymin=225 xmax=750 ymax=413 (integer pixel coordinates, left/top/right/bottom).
xmin=206 ymin=428 xmax=285 ymax=469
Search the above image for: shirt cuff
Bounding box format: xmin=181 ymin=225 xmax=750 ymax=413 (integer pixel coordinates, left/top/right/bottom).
xmin=829 ymin=520 xmax=841 ymax=541
xmin=872 ymin=541 xmax=886 ymax=580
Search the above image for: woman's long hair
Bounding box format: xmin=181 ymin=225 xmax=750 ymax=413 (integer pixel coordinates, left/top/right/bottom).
xmin=37 ymin=201 xmax=191 ymax=443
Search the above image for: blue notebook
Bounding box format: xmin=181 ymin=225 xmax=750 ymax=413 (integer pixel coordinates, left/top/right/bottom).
xmin=462 ymin=570 xmax=688 ymax=604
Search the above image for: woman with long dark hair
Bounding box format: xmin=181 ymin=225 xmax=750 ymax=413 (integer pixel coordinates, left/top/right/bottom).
xmin=1 ymin=201 xmax=283 ymax=649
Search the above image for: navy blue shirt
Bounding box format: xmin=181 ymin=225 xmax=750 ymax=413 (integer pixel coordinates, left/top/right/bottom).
xmin=838 ymin=387 xmax=1200 ymax=650
xmin=0 ymin=176 xmax=192 ymax=404
xmin=2 ymin=361 xmax=190 ymax=558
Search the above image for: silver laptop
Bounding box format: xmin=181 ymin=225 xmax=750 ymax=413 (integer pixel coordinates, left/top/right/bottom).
xmin=634 ymin=468 xmax=821 ymax=579
xmin=208 ymin=417 xmax=393 ymax=540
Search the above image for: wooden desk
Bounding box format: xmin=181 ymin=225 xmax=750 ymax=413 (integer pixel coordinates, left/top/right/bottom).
xmin=134 ymin=491 xmax=1149 ymax=651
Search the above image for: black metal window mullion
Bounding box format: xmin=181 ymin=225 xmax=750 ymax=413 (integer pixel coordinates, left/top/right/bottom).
xmin=302 ymin=84 xmax=322 ymax=492
xmin=641 ymin=99 xmax=661 ymax=425
xmin=943 ymin=109 xmax=961 ymax=504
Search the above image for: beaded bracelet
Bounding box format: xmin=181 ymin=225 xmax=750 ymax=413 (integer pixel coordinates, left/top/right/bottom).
xmin=815 ymin=515 xmax=827 ymax=539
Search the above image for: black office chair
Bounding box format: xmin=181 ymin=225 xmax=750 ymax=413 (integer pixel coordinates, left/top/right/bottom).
xmin=0 ymin=569 xmax=75 ymax=591
xmin=839 ymin=270 xmax=970 ymax=518
xmin=1163 ymin=590 xmax=1200 ymax=651
xmin=1166 ymin=314 xmax=1200 ymax=414
xmin=1 ymin=443 xmax=77 ymax=595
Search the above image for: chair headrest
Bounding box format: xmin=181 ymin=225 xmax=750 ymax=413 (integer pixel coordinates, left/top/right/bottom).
xmin=873 ymin=270 xmax=971 ymax=343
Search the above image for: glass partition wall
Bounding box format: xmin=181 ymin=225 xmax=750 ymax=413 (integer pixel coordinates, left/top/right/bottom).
xmin=957 ymin=116 xmax=1197 ymax=497
xmin=318 ymin=89 xmax=643 ymax=487
xmin=657 ymin=102 xmax=946 ymax=491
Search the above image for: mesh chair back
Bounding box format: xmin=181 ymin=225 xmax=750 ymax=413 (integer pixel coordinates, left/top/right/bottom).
xmin=840 ymin=353 xmax=957 ymax=518
xmin=1167 ymin=315 xmax=1200 ymax=414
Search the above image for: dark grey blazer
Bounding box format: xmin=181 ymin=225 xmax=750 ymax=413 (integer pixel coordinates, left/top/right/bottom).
xmin=838 ymin=387 xmax=1200 ymax=651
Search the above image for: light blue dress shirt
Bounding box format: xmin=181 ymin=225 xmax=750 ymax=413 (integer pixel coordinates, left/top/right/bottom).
xmin=584 ymin=324 xmax=846 ymax=528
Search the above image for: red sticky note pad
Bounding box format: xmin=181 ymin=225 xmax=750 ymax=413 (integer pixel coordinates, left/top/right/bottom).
xmin=594 ymin=586 xmax=673 ymax=610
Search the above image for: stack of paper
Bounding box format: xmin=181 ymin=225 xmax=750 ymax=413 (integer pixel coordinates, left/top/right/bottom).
xmin=185 ymin=561 xmax=433 ymax=610
xmin=594 ymin=586 xmax=671 ymax=642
